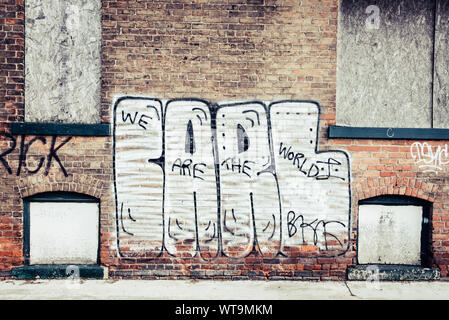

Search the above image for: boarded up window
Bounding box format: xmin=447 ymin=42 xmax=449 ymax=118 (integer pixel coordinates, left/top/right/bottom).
xmin=337 ymin=0 xmax=448 ymax=128
xmin=358 ymin=204 xmax=423 ymax=265
xmin=24 ymin=193 xmax=100 ymax=265
xmin=24 ymin=0 xmax=101 ymax=123
xmin=28 ymin=202 xmax=99 ymax=265
xmin=433 ymin=1 xmax=449 ymax=128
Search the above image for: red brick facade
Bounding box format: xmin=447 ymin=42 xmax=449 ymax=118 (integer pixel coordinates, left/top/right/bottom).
xmin=0 ymin=0 xmax=447 ymax=279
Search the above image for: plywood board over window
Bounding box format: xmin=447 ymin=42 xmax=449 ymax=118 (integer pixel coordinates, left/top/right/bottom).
xmin=337 ymin=0 xmax=449 ymax=129
xmin=433 ymin=1 xmax=449 ymax=128
xmin=29 ymin=202 xmax=99 ymax=265
xmin=358 ymin=204 xmax=423 ymax=265
xmin=24 ymin=0 xmax=101 ymax=124
xmin=23 ymin=192 xmax=100 ymax=266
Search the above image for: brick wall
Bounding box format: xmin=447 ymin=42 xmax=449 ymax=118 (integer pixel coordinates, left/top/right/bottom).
xmin=328 ymin=138 xmax=449 ymax=277
xmin=0 ymin=134 xmax=115 ymax=270
xmin=0 ymin=0 xmax=24 ymax=132
xmin=0 ymin=0 xmax=448 ymax=280
xmin=102 ymin=0 xmax=351 ymax=280
xmin=101 ymin=0 xmax=338 ymax=124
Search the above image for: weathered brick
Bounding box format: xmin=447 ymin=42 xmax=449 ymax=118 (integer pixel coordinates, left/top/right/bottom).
xmin=0 ymin=0 xmax=447 ymax=282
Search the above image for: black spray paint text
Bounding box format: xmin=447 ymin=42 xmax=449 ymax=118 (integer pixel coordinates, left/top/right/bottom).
xmin=0 ymin=133 xmax=71 ymax=177
xmin=171 ymin=158 xmax=207 ymax=180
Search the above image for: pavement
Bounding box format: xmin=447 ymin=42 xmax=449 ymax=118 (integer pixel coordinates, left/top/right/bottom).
xmin=0 ymin=279 xmax=448 ymax=300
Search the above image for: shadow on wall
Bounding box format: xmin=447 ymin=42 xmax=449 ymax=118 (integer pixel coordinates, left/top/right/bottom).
xmin=113 ymin=97 xmax=352 ymax=260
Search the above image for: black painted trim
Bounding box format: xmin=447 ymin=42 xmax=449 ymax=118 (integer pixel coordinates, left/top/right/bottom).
xmin=24 ymin=191 xmax=99 ymax=203
xmin=359 ymin=195 xmax=431 ymax=207
xmin=11 ymin=265 xmax=105 ymax=279
xmin=11 ymin=122 xmax=110 ymax=136
xmin=329 ymin=125 xmax=449 ymax=140
xmin=23 ymin=200 xmax=30 ymax=265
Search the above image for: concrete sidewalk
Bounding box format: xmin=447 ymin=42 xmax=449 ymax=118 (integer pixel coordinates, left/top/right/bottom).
xmin=0 ymin=280 xmax=448 ymax=300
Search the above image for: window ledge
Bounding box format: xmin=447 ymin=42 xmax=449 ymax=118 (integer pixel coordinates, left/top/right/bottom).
xmin=11 ymin=265 xmax=107 ymax=280
xmin=10 ymin=122 xmax=110 ymax=136
xmin=329 ymin=126 xmax=449 ymax=140
xmin=347 ymin=265 xmax=440 ymax=281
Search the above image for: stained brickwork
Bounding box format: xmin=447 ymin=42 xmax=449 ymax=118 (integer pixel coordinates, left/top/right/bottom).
xmin=0 ymin=0 xmax=448 ymax=280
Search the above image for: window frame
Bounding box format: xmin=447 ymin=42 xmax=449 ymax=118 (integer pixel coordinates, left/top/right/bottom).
xmin=333 ymin=0 xmax=448 ymax=136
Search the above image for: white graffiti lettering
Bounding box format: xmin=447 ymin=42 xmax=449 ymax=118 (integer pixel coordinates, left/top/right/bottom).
xmin=113 ymin=97 xmax=351 ymax=259
xmin=410 ymin=142 xmax=449 ymax=174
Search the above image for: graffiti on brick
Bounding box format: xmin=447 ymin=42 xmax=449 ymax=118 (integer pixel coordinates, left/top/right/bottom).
xmin=410 ymin=142 xmax=449 ymax=174
xmin=0 ymin=134 xmax=72 ymax=177
xmin=113 ymin=97 xmax=351 ymax=259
